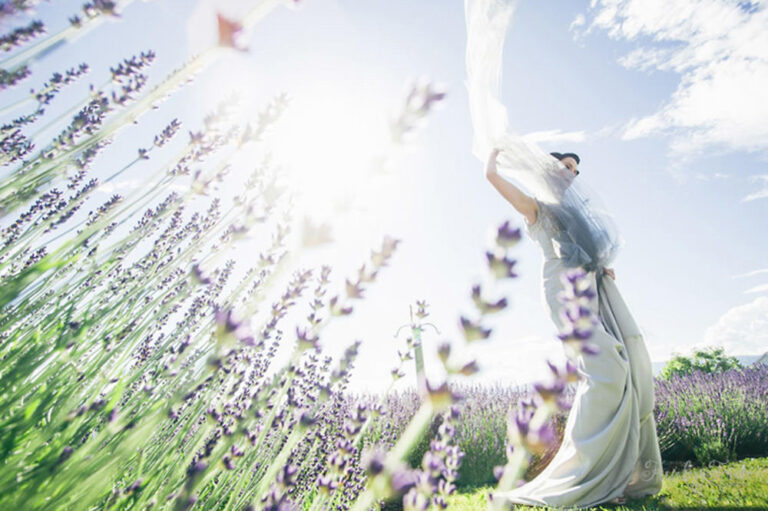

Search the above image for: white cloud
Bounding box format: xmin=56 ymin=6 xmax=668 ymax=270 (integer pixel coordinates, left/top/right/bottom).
xmin=693 ymin=171 xmax=729 ymax=181
xmin=521 ymin=129 xmax=586 ymax=144
xmin=742 ymin=174 xmax=768 ymax=202
xmin=732 ymin=267 xmax=768 ymax=279
xmin=730 ymin=266 xmax=768 ymax=297
xmin=745 ymin=283 xmax=768 ymax=294
xmin=575 ymin=1 xmax=768 ymax=157
xmin=569 ymin=13 xmax=586 ymax=34
xmin=703 ymin=296 xmax=768 ymax=355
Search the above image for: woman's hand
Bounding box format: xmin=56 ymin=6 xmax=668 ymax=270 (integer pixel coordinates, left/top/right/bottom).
xmin=603 ymin=267 xmax=615 ymax=280
xmin=485 ymin=147 xmax=501 ymax=177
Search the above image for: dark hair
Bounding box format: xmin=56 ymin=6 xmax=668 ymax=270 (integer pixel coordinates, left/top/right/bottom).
xmin=550 ymin=151 xmax=580 ymax=164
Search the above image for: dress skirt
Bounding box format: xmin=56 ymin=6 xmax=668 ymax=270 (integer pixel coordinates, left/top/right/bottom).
xmin=491 ymin=268 xmax=664 ymax=509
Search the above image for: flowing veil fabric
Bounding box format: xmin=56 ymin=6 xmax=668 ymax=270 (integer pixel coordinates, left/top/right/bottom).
xmin=464 ymin=0 xmax=624 ymax=275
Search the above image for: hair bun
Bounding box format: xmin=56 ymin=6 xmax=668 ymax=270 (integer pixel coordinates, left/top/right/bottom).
xmin=550 ymin=151 xmax=580 ymax=164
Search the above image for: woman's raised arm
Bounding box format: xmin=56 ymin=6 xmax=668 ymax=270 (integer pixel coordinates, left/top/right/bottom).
xmin=485 ymin=148 xmax=538 ymax=225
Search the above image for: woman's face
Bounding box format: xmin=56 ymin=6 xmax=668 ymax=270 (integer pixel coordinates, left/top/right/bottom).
xmin=561 ymin=156 xmax=579 ymax=177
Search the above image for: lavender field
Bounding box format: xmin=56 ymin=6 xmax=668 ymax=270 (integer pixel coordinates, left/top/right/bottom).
xmin=2 ymin=1 xmax=767 ymax=510
xmin=351 ymin=363 xmax=768 ymax=490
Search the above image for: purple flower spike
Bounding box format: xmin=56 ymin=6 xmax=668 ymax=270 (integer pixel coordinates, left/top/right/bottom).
xmin=508 ymin=410 xmax=530 ymax=446
xmin=296 ymin=326 xmax=320 ymax=353
xmin=425 ymin=378 xmax=457 ymax=412
xmin=528 ymin=422 xmax=557 ymax=455
xmin=493 ymin=464 xmax=506 ymax=481
xmin=277 ymin=464 xmax=299 ymax=488
xmin=316 ymin=474 xmax=339 ymax=494
xmin=557 ymin=394 xmax=573 ymax=411
xmin=562 ymin=267 xmax=588 ymax=283
xmin=214 ymin=306 xmax=242 ymax=334
xmin=563 ymin=359 xmax=581 ymax=383
xmin=415 ymin=299 xmax=429 ymax=319
xmin=546 ymin=359 xmax=560 ymax=377
xmin=361 ymin=448 xmax=387 ymax=476
xmin=390 ymin=467 xmax=420 ymax=494
xmin=214 ymin=306 xmax=254 ymax=348
xmin=458 ymin=315 xmax=492 ymax=342
xmin=533 ymin=380 xmax=566 ymax=408
xmin=558 ymin=325 xmax=594 ymax=343
xmin=508 ymin=406 xmax=558 ymax=456
xmin=403 ymin=486 xmax=430 ymax=510
xmin=357 ymin=262 xmax=378 ymax=283
xmin=471 ymin=283 xmax=508 ymax=314
xmin=496 ymin=220 xmax=522 ymax=248
xmin=519 ymin=397 xmax=537 ymax=414
xmin=328 ymin=295 xmax=353 ymax=316
xmin=344 ymin=278 xmax=364 ymax=299
xmin=457 ymin=359 xmax=480 ymax=376
xmin=239 ymin=335 xmax=257 ymax=347
xmin=485 ymin=250 xmax=518 ymax=280
xmin=437 ymin=341 xmax=451 ymax=363
xmin=545 ymin=360 xmax=580 ymax=389
xmin=296 ymin=409 xmax=317 ymax=429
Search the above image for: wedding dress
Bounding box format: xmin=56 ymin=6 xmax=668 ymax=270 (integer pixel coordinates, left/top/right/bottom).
xmin=462 ymin=0 xmax=664 ymax=503
xmin=490 ymin=197 xmax=664 ymax=508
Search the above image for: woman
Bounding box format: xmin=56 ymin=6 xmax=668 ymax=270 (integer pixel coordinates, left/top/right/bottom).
xmin=485 ymin=147 xmax=664 ymax=508
xmin=465 ymin=0 xmax=664 ymax=502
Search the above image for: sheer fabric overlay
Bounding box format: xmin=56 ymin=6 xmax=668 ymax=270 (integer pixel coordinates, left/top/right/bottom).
xmin=464 ymin=0 xmax=625 ymax=272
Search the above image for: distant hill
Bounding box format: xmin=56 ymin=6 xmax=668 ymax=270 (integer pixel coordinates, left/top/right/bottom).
xmin=652 ymin=352 xmax=768 ymax=376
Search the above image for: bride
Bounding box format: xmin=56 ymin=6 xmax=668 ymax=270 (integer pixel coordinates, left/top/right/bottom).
xmin=466 ymin=0 xmax=664 ymax=507
xmin=486 ymin=147 xmax=663 ymax=508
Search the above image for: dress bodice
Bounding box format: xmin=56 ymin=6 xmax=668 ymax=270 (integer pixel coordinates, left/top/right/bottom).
xmin=524 ymin=196 xmax=563 ymax=261
xmin=525 ymin=196 xmax=601 ymax=331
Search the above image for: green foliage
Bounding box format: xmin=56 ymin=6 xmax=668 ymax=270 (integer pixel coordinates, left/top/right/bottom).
xmin=692 ymin=438 xmax=734 ymax=467
xmin=400 ymin=397 xmax=570 ymax=488
xmin=660 ymin=345 xmax=743 ymax=380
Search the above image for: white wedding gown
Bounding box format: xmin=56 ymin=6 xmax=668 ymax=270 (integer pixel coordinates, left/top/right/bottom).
xmin=491 ymin=198 xmax=664 ymax=509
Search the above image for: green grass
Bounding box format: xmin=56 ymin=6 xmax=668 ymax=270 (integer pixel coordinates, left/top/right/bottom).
xmin=444 ymin=456 xmax=768 ymax=510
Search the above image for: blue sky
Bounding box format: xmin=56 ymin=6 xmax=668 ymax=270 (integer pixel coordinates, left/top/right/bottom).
xmin=4 ymin=0 xmax=767 ymax=395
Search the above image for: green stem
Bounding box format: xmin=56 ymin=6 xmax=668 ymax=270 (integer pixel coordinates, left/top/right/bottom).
xmin=349 ymin=401 xmax=434 ymax=511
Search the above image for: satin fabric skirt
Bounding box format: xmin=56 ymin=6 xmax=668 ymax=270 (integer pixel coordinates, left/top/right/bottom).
xmin=491 ymin=270 xmax=663 ymax=509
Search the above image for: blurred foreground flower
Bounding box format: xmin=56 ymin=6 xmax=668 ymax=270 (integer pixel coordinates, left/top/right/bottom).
xmin=390 ymin=75 xmax=446 ymax=144
xmin=485 ymin=249 xmax=518 ymax=280
xmin=216 ymin=12 xmax=248 ymax=51
xmin=492 ymin=267 xmax=602 ymax=502
xmin=301 ymin=215 xmax=334 ymax=247
xmin=495 ymin=220 xmax=521 ymax=248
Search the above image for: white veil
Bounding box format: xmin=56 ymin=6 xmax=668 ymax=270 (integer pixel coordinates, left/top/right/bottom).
xmin=464 ymin=0 xmax=624 ymax=273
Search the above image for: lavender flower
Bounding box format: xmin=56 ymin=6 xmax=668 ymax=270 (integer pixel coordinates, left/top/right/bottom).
xmin=485 ymin=249 xmax=518 ymax=279
xmin=458 ymin=315 xmax=492 ymax=342
xmin=0 ymin=19 xmax=44 ymax=53
xmin=471 ymin=283 xmax=508 ymax=315
xmin=495 ymin=220 xmax=522 ymax=248
xmin=390 ymin=76 xmax=447 ymax=144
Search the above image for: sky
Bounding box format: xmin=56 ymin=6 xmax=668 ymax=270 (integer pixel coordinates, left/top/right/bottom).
xmin=2 ymin=0 xmax=767 ymax=395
